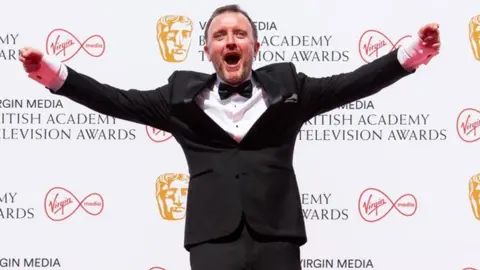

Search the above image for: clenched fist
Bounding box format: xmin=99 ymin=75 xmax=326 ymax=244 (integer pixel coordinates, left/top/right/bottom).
xmin=418 ymin=23 xmax=441 ymax=50
xmin=19 ymin=47 xmax=44 ymax=73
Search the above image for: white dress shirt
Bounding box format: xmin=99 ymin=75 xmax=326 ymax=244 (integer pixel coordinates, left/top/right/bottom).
xmin=27 ymin=36 xmax=437 ymax=142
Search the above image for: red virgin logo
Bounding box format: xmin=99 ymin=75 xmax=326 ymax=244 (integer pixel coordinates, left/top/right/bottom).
xmin=457 ymin=108 xmax=480 ymax=142
xmin=146 ymin=126 xmax=172 ymax=142
xmin=358 ymin=30 xmax=411 ymax=63
xmin=45 ymin=28 xmax=106 ymax=62
xmin=358 ymin=188 xmax=417 ymax=222
xmin=44 ymin=187 xmax=104 ymax=221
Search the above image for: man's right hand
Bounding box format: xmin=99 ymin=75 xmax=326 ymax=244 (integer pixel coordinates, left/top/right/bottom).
xmin=19 ymin=47 xmax=44 ymax=73
xmin=19 ymin=47 xmax=66 ymax=90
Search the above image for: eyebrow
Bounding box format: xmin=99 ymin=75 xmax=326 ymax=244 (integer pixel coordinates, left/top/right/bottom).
xmin=212 ymin=27 xmax=247 ymax=35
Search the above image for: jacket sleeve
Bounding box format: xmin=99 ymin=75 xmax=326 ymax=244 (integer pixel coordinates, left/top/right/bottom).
xmin=49 ymin=66 xmax=173 ymax=132
xmin=295 ymin=49 xmax=415 ymax=122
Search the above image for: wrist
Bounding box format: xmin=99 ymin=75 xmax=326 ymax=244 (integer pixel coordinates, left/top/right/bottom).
xmin=398 ymin=35 xmax=438 ymax=70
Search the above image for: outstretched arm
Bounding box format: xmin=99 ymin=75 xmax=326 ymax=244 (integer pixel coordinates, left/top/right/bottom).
xmin=298 ymin=23 xmax=441 ymax=121
xmin=22 ymin=49 xmax=173 ymax=132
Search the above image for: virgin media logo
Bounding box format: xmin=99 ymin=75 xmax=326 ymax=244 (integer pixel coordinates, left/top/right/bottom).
xmin=45 ymin=28 xmax=106 ymax=62
xmin=146 ymin=126 xmax=172 ymax=142
xmin=457 ymin=108 xmax=480 ymax=143
xmin=358 ymin=30 xmax=411 ymax=63
xmin=149 ymin=267 xmax=166 ymax=270
xmin=44 ymin=187 xmax=104 ymax=221
xmin=358 ymin=188 xmax=417 ymax=222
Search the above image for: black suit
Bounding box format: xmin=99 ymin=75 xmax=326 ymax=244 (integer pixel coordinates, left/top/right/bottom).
xmin=50 ymin=49 xmax=413 ymax=269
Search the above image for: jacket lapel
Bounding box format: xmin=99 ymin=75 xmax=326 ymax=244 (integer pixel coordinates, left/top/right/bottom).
xmin=238 ymin=68 xmax=295 ymax=144
xmin=253 ymin=69 xmax=290 ymax=105
xmin=169 ymin=66 xmax=296 ymax=146
xmin=170 ymin=71 xmax=238 ymax=145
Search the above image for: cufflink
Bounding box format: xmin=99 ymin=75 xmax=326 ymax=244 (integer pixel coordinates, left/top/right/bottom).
xmin=28 ymin=71 xmax=45 ymax=84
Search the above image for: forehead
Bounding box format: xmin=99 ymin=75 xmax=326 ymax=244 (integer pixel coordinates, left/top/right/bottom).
xmin=209 ymin=11 xmax=251 ymax=32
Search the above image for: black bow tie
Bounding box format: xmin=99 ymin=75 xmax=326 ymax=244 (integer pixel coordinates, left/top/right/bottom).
xmin=218 ymin=80 xmax=253 ymax=100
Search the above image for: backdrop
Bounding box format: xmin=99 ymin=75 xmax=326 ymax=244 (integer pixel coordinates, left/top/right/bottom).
xmin=0 ymin=0 xmax=478 ymax=269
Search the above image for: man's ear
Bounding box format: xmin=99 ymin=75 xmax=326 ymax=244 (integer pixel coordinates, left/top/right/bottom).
xmin=254 ymin=41 xmax=260 ymax=54
xmin=203 ymin=45 xmax=211 ymax=61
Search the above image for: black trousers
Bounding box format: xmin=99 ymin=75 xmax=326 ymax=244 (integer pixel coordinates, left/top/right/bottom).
xmin=189 ymin=221 xmax=301 ymax=270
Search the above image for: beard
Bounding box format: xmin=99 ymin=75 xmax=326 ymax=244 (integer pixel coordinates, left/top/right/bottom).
xmin=213 ymin=57 xmax=252 ymax=86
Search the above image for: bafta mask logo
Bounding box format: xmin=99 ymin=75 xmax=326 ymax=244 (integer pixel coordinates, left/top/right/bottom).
xmin=469 ymin=15 xmax=480 ymax=60
xmin=469 ymin=174 xmax=480 ymax=220
xmin=156 ymin=15 xmax=193 ymax=62
xmin=155 ymin=173 xmax=189 ymax=221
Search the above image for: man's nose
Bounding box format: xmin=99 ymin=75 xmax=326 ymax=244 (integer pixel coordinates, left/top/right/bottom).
xmin=226 ymin=43 xmax=237 ymax=50
xmin=225 ymin=35 xmax=237 ymax=49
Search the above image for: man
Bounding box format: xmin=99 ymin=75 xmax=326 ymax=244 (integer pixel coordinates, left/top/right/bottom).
xmin=19 ymin=4 xmax=440 ymax=270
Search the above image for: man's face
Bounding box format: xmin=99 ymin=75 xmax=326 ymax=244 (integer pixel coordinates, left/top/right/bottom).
xmin=204 ymin=11 xmax=260 ymax=85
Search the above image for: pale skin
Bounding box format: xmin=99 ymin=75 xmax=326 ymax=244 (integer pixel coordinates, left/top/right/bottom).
xmin=19 ymin=12 xmax=441 ymax=86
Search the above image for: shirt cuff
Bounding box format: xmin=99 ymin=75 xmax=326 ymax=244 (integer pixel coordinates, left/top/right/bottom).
xmin=28 ymin=54 xmax=68 ymax=91
xmin=397 ymin=36 xmax=439 ymax=71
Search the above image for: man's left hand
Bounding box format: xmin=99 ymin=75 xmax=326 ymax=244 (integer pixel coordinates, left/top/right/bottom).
xmin=398 ymin=22 xmax=441 ymax=70
xmin=418 ymin=23 xmax=441 ymax=50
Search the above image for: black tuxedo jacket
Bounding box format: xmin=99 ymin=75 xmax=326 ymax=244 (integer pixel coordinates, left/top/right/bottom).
xmin=51 ymin=49 xmax=413 ymax=250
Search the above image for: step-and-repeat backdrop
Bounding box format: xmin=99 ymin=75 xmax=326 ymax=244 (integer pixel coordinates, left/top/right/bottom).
xmin=0 ymin=0 xmax=479 ymax=269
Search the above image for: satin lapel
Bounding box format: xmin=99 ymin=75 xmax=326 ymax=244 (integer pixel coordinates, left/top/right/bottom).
xmin=171 ymin=72 xmax=238 ymax=145
xmin=239 ymin=70 xmax=295 ymax=144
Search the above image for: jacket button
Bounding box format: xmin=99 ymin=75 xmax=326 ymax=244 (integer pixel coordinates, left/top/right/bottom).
xmin=235 ymin=174 xmax=240 ymax=179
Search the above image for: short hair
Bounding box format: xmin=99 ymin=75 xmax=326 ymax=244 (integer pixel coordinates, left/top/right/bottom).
xmin=204 ymin=4 xmax=258 ymax=42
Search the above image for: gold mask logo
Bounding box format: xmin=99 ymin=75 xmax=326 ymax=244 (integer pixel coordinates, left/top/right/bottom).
xmin=469 ymin=174 xmax=480 ymax=220
xmin=469 ymin=15 xmax=480 ymax=60
xmin=155 ymin=173 xmax=189 ymax=221
xmin=156 ymin=15 xmax=193 ymax=63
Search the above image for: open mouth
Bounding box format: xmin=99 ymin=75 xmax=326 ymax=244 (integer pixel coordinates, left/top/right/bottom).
xmin=223 ymin=52 xmax=241 ymax=66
